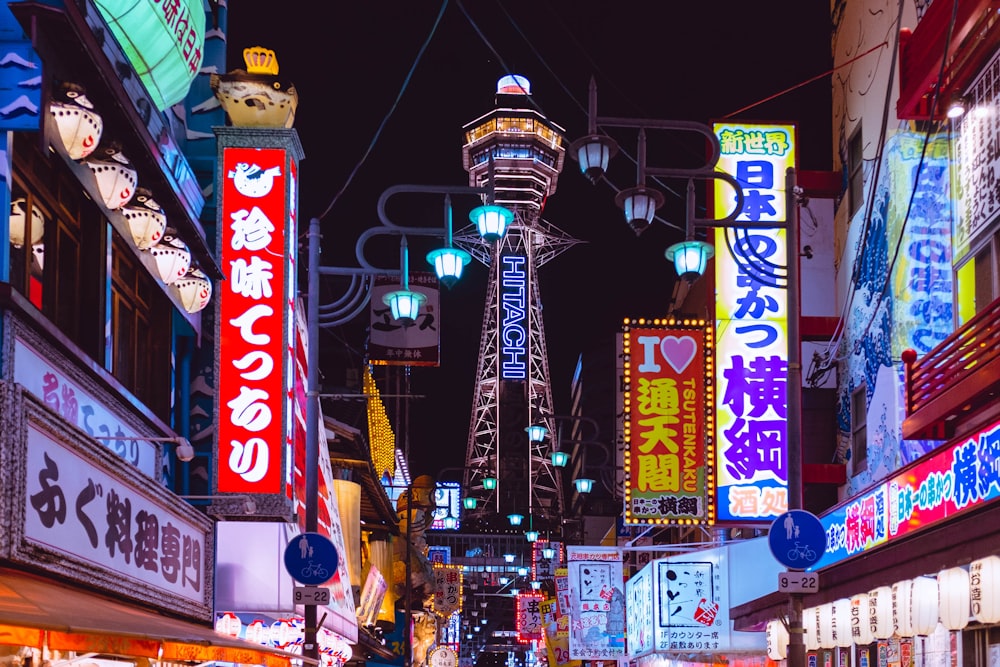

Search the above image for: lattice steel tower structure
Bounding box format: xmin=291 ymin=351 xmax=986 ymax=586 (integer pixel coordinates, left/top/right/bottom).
xmin=456 ymin=76 xmax=578 ymax=528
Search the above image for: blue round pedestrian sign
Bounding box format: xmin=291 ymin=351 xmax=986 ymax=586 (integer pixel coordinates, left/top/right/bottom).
xmin=283 ymin=532 xmax=339 ymax=585
xmin=768 ymin=510 xmax=826 ymax=570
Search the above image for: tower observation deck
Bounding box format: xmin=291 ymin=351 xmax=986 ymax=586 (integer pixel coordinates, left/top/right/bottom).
xmin=456 ymin=76 xmax=579 ymax=528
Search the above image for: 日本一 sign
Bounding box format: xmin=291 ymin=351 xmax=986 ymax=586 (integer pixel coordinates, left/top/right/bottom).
xmin=713 ymin=121 xmax=796 ymax=523
xmin=623 ymin=320 xmax=714 ymax=524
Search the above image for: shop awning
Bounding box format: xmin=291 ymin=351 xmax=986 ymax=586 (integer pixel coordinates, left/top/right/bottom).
xmin=0 ymin=569 xmax=312 ymax=667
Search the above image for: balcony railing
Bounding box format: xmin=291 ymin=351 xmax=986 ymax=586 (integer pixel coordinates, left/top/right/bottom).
xmin=902 ymin=299 xmax=1000 ymax=440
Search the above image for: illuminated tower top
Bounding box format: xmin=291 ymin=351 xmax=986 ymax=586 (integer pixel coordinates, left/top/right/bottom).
xmin=461 ymin=75 xmax=566 ymax=212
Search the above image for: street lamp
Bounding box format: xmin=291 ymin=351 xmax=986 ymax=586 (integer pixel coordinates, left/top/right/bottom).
xmin=305 ymin=184 xmax=511 ymax=666
xmin=571 ymin=79 xmax=805 ymax=667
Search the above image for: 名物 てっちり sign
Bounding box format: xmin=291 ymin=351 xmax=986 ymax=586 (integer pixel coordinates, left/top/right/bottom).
xmin=624 ymin=319 xmax=714 ymax=524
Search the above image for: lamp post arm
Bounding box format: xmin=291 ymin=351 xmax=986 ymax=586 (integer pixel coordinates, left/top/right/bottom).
xmin=377 ymin=184 xmax=491 ymax=231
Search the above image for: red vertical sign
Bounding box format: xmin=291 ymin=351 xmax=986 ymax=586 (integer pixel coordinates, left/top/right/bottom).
xmin=217 ymin=147 xmax=289 ymax=494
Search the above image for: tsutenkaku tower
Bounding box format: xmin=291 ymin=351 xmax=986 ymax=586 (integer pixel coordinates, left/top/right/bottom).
xmin=456 ymin=76 xmax=578 ymax=527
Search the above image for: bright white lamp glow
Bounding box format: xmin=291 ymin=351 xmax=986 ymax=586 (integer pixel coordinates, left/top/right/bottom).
xmin=507 ymin=513 xmax=524 ymax=526
xmin=574 ymin=478 xmax=594 ymax=494
xmin=470 ymin=204 xmax=514 ymax=242
xmin=382 ymin=289 xmax=426 ymax=327
xmin=665 ymin=240 xmax=715 ymax=282
xmin=426 ymin=246 xmax=471 ymax=288
xmin=525 ymin=424 xmax=548 ymax=442
xmin=550 ymin=451 xmax=568 ymax=467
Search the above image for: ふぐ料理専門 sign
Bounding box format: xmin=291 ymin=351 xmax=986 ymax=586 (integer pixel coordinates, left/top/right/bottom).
xmin=624 ymin=321 xmax=713 ymax=524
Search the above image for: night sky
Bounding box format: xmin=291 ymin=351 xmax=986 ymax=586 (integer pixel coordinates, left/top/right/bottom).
xmin=226 ymin=2 xmax=834 ymax=477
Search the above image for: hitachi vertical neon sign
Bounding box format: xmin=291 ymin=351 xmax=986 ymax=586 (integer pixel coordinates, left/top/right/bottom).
xmin=501 ymin=254 xmax=527 ymax=380
xmin=217 ymin=147 xmax=291 ymax=494
xmin=713 ymin=122 xmax=795 ymax=523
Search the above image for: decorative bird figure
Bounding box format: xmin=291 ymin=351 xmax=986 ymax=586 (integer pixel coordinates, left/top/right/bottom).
xmin=210 ymin=46 xmax=297 ymax=129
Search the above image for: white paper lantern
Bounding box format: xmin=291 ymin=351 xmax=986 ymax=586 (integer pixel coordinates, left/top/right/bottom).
xmin=937 ymin=567 xmax=970 ymax=630
xmin=831 ymin=598 xmax=853 ymax=647
xmin=50 ymin=99 xmax=103 ymax=160
xmin=893 ymin=579 xmax=914 ymax=637
xmin=817 ymin=603 xmax=835 ymax=649
xmin=971 ymin=556 xmax=1000 ymax=623
xmin=911 ymin=576 xmax=939 ymax=636
xmin=122 ymin=199 xmax=166 ymax=249
xmin=169 ymin=268 xmax=212 ymax=313
xmin=852 ymin=593 xmax=874 ymax=646
xmin=9 ymin=197 xmax=44 ymax=246
xmin=869 ymin=586 xmax=893 ymax=639
xmin=148 ymin=235 xmax=191 ymax=284
xmin=766 ymin=619 xmax=789 ymax=660
xmin=803 ymin=607 xmax=820 ymax=651
xmin=86 ymin=156 xmax=137 ymax=209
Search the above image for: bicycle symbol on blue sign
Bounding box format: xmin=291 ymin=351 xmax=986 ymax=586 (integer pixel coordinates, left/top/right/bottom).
xmin=283 ymin=531 xmax=339 ymax=585
xmin=768 ymin=510 xmax=826 ymax=570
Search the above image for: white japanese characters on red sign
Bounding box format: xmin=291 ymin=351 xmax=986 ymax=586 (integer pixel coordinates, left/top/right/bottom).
xmin=217 ymin=147 xmax=289 ymax=494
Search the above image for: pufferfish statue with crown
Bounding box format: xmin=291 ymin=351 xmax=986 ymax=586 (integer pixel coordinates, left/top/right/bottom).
xmin=210 ymin=46 xmax=298 ymax=129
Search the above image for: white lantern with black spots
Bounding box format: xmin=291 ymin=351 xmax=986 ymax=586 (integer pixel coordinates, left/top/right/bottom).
xmin=147 ymin=234 xmax=191 ymax=284
xmin=170 ymin=267 xmax=212 ymax=313
xmin=910 ymin=576 xmax=938 ymax=636
xmin=971 ymin=556 xmax=1000 ymax=624
xmin=49 ymin=83 xmax=102 ymax=160
xmin=893 ymin=579 xmax=914 ymax=637
xmin=869 ymin=586 xmax=893 ymax=639
xmin=766 ymin=619 xmax=788 ymax=661
xmin=122 ymin=188 xmax=166 ymax=249
xmin=938 ymin=567 xmax=970 ymax=630
xmin=85 ymin=142 xmax=137 ymax=210
xmin=9 ymin=197 xmax=44 ymax=247
xmin=852 ymin=593 xmax=874 ymax=646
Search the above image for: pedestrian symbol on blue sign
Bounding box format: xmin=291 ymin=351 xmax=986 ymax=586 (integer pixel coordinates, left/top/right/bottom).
xmin=283 ymin=531 xmax=339 ymax=586
xmin=768 ymin=509 xmax=826 ymax=570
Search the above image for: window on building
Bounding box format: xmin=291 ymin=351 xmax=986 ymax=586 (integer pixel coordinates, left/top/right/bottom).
xmin=848 ymin=124 xmax=864 ymax=216
xmin=10 ymin=131 xmax=174 ymax=421
xmin=956 ymin=231 xmax=1000 ymax=325
xmin=851 ymin=384 xmax=867 ymax=474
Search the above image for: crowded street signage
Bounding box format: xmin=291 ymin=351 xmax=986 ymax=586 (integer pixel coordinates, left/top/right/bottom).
xmin=516 ymin=591 xmax=545 ymax=643
xmin=500 ymin=253 xmax=527 ymax=380
xmin=816 ymin=415 xmax=1000 ymax=569
xmin=22 ymin=422 xmax=210 ymax=609
xmin=713 ymin=121 xmax=796 ymax=523
xmin=217 ymin=147 xmax=294 ymax=495
xmin=623 ymin=320 xmax=714 ymax=524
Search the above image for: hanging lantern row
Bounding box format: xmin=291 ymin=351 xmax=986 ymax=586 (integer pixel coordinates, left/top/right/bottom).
xmin=48 ymin=83 xmax=211 ymax=314
xmin=773 ymin=557 xmax=1000 ymax=655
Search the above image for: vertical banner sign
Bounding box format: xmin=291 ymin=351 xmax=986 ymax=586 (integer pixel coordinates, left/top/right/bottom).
xmin=625 ymin=562 xmax=654 ymax=658
xmin=623 ymin=320 xmax=714 ymax=524
xmin=217 ymin=147 xmax=291 ymax=494
xmin=432 ymin=563 xmax=462 ymax=617
xmin=500 ymin=253 xmax=528 ymax=380
xmin=541 ymin=598 xmax=579 ymax=667
xmin=370 ymin=273 xmax=441 ymax=366
xmin=566 ymin=547 xmax=626 ymax=660
xmin=516 ymin=592 xmax=545 ymax=643
xmin=713 ymin=122 xmax=796 ymax=523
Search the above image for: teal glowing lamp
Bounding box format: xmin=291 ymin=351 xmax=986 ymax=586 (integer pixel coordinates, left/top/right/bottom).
xmin=482 ymin=476 xmax=498 ymax=490
xmin=531 ymin=581 xmax=542 ymax=590
xmin=426 ymin=247 xmax=471 ymax=289
xmin=615 ymin=185 xmax=665 ymax=236
xmin=471 ymin=204 xmax=514 ymax=242
xmin=550 ymin=451 xmax=569 ymax=468
xmin=525 ymin=530 xmax=540 ymax=542
xmin=463 ymin=496 xmax=478 ymax=510
xmin=508 ymin=513 xmax=524 ymax=526
xmin=382 ymin=239 xmax=425 ymax=326
xmin=517 ymin=567 xmax=529 ymax=577
xmin=525 ymin=424 xmax=548 ymax=443
xmin=574 ymin=478 xmax=595 ymax=494
xmin=443 ymin=516 xmax=458 ymax=529
xmin=503 ymin=553 xmax=516 ymax=563
xmin=665 ymin=239 xmax=715 ymax=283
xmin=542 ymin=546 xmax=556 ymax=559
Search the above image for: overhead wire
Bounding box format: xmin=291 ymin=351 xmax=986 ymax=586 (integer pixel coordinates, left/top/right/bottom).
xmin=314 ymin=0 xmax=449 ymax=222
